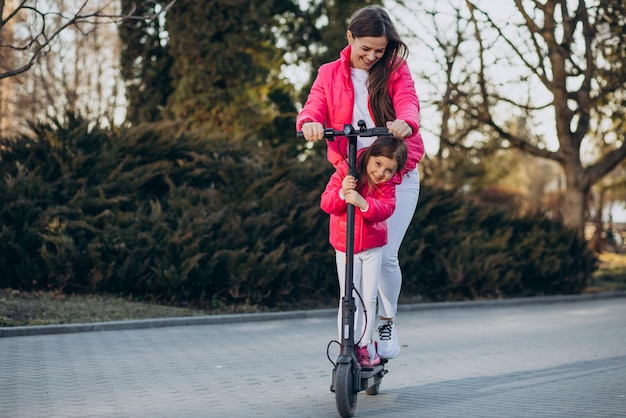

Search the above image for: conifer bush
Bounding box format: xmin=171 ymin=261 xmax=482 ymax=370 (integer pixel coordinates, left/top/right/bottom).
xmin=399 ymin=187 xmax=597 ymax=301
xmin=0 ymin=118 xmax=337 ymax=307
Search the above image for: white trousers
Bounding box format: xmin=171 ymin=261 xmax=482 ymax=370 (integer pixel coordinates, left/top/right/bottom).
xmin=335 ymin=247 xmax=381 ymax=346
xmin=378 ymin=167 xmax=420 ymax=319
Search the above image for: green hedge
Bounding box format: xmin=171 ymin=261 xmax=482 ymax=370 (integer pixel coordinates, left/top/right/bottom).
xmin=0 ymin=118 xmax=597 ymax=308
xmin=400 ymin=188 xmax=596 ymax=301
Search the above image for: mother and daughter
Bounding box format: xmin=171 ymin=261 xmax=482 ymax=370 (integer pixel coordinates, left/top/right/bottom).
xmin=297 ymin=5 xmax=425 ymax=367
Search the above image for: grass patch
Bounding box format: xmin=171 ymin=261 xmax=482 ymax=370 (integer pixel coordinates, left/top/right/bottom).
xmin=586 ymin=252 xmax=626 ymax=293
xmin=0 ymin=290 xmax=207 ymax=327
xmin=0 ymin=289 xmax=331 ymax=327
xmin=2 ymin=253 xmax=625 ymax=327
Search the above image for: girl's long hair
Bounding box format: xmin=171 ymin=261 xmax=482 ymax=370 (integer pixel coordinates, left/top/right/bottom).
xmin=347 ymin=6 xmax=409 ymax=127
xmin=356 ymin=136 xmax=408 ymax=195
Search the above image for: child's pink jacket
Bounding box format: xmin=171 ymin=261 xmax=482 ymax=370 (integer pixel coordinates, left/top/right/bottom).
xmin=320 ymin=158 xmax=401 ymax=254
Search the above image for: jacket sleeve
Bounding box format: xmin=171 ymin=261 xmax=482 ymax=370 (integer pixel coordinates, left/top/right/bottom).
xmin=361 ymin=182 xmax=397 ymax=223
xmin=320 ymin=170 xmax=347 ymax=215
xmin=297 ymin=65 xmax=330 ymax=130
xmin=390 ymin=60 xmax=420 ymax=136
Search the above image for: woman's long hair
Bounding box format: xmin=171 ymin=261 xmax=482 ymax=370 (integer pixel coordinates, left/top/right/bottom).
xmin=347 ymin=6 xmax=409 ymax=127
xmin=356 ymin=136 xmax=408 ymax=195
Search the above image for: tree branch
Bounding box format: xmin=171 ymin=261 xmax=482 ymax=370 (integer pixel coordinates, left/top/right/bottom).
xmin=585 ymin=139 xmax=626 ymax=189
xmin=0 ymin=0 xmax=176 ymax=80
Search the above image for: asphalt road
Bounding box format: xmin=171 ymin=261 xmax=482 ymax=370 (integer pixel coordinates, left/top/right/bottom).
xmin=1 ymin=295 xmax=625 ymax=417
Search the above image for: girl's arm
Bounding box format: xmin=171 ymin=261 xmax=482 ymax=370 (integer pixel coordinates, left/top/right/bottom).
xmin=361 ymin=183 xmax=397 ymax=223
xmin=320 ymin=171 xmax=348 ymax=215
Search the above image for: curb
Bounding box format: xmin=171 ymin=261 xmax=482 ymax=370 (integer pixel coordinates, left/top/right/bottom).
xmin=2 ymin=291 xmax=626 ymax=338
xmin=399 ymin=290 xmax=626 ymax=312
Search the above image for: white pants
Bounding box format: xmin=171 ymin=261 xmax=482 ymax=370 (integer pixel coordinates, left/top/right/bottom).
xmin=335 ymin=247 xmax=381 ymax=347
xmin=378 ymin=167 xmax=420 ymax=319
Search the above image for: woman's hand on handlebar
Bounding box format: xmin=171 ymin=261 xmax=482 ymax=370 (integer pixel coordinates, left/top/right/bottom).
xmin=386 ymin=119 xmax=412 ymax=138
xmin=301 ymin=121 xmax=325 ymax=142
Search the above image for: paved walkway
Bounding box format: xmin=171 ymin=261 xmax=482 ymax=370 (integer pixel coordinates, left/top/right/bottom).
xmin=1 ymin=295 xmax=625 ymax=417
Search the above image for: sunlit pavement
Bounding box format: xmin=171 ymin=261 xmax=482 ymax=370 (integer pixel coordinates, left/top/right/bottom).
xmin=1 ymin=294 xmax=625 ymax=417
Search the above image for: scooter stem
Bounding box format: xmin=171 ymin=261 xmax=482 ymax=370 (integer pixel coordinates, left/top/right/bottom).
xmin=339 ymin=131 xmax=358 ymax=359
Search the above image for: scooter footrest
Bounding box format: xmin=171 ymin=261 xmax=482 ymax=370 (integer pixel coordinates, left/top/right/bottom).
xmin=359 ymin=365 xmax=387 ymax=391
xmin=360 ymin=365 xmax=385 ymax=378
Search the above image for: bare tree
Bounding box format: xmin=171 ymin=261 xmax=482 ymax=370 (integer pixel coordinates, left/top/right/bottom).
xmin=0 ymin=0 xmax=175 ymax=133
xmin=392 ymin=0 xmax=626 ymax=236
xmin=0 ymin=0 xmax=176 ymax=80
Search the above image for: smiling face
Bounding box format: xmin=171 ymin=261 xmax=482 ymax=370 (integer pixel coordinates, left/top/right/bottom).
xmin=366 ymin=155 xmax=398 ymax=184
xmin=347 ymin=30 xmax=388 ymax=70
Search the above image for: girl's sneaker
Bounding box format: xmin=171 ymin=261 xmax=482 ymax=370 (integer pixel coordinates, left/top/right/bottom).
xmin=356 ymin=343 xmax=381 ymax=368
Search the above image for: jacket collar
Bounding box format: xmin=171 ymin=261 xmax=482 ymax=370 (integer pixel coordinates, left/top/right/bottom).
xmin=339 ymin=45 xmax=352 ymax=77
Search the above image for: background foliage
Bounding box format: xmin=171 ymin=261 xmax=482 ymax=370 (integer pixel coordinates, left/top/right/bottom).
xmin=0 ymin=117 xmax=597 ymax=308
xmin=2 ymin=0 xmax=615 ymax=311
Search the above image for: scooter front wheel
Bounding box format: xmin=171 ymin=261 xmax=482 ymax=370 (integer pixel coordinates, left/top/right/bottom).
xmin=335 ymin=363 xmax=357 ymax=417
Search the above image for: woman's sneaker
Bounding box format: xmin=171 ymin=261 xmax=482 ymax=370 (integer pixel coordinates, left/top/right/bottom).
xmin=377 ymin=320 xmax=400 ymax=359
xmin=355 ymin=344 xmax=381 ymax=368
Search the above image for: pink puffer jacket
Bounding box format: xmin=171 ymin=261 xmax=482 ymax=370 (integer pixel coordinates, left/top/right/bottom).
xmin=297 ymin=45 xmax=424 ymax=175
xmin=320 ymin=157 xmax=401 ymax=254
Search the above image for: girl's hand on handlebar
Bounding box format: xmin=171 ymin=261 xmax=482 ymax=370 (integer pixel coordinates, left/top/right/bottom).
xmin=386 ymin=119 xmax=412 ymax=138
xmin=301 ymin=121 xmax=325 ymax=142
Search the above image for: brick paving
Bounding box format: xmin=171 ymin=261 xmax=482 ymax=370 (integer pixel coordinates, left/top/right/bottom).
xmin=1 ymin=296 xmax=625 ymax=417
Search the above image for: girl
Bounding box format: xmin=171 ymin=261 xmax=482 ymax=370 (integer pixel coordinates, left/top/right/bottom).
xmin=298 ymin=5 xmax=424 ymax=359
xmin=320 ymin=136 xmax=407 ymax=367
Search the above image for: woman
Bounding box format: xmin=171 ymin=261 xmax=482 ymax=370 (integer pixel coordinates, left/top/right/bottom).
xmin=297 ymin=5 xmax=424 ymax=359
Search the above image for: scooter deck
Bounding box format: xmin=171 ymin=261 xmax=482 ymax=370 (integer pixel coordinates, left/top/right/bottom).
xmin=330 ymin=360 xmax=388 ymax=393
xmin=359 ymin=362 xmax=388 ymax=392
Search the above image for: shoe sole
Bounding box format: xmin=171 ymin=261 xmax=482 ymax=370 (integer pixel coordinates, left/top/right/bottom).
xmin=359 ymin=360 xmax=381 ymax=368
xmin=378 ymin=350 xmax=400 ymax=360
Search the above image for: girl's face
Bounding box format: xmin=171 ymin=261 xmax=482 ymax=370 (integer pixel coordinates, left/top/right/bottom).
xmin=367 ymin=155 xmax=398 ymax=184
xmin=347 ymin=31 xmax=388 ymax=70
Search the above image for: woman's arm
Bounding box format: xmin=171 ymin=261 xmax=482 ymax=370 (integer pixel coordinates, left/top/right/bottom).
xmin=297 ymin=66 xmax=330 ymax=130
xmin=390 ymin=61 xmax=420 ymax=136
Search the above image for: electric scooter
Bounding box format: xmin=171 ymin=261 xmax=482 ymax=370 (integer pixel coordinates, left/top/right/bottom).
xmin=298 ymin=121 xmax=392 ymax=417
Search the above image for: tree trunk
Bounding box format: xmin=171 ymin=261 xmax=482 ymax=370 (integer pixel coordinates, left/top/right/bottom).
xmin=562 ymin=182 xmax=586 ymax=236
xmin=590 ymin=189 xmax=606 ymax=253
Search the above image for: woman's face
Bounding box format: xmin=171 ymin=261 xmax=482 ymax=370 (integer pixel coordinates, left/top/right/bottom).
xmin=347 ymin=31 xmax=388 ymax=70
xmin=366 ymin=155 xmax=398 ymax=184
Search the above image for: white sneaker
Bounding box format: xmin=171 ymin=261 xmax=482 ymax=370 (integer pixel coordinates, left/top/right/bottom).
xmin=377 ymin=319 xmax=400 ymax=359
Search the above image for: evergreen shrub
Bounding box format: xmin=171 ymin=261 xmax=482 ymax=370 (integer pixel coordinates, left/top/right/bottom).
xmin=0 ymin=119 xmax=597 ymax=308
xmin=400 ymin=187 xmax=597 ymax=301
xmin=0 ymin=118 xmax=337 ymax=308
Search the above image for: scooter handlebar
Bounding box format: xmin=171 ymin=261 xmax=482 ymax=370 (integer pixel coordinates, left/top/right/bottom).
xmin=296 ymin=124 xmax=391 ymax=141
xmin=296 ymin=128 xmax=342 ymax=141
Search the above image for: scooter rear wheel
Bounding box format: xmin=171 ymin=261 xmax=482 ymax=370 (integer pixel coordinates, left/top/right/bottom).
xmin=335 ymin=363 xmax=357 ymax=417
xmin=365 ymin=382 xmax=380 ymax=395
